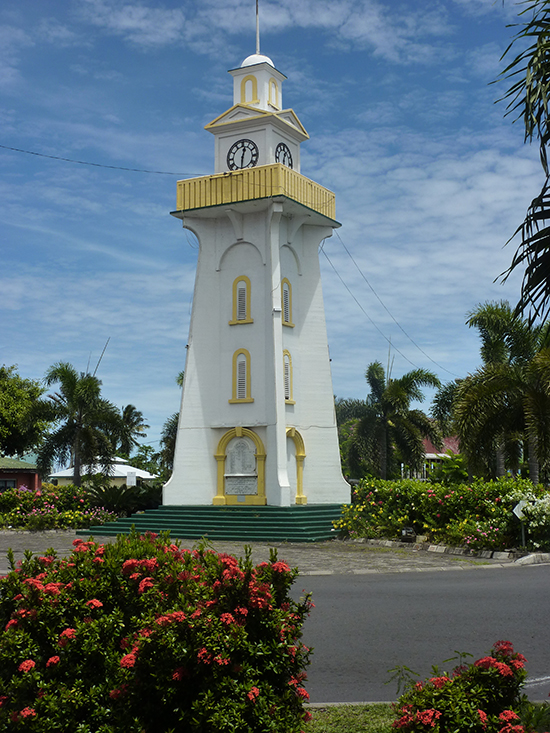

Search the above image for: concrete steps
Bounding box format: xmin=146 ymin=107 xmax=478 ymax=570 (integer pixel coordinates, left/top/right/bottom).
xmin=78 ymin=504 xmax=345 ymax=543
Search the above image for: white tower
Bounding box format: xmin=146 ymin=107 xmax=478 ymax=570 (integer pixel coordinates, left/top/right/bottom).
xmin=163 ymin=51 xmax=349 ymax=508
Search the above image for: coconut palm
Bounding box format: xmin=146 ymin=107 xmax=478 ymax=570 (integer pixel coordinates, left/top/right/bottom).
xmin=354 ymin=362 xmax=441 ymax=480
xmin=498 ymin=0 xmax=550 ymax=323
xmin=455 ymin=302 xmax=550 ymax=480
xmin=113 ymin=404 xmax=149 ymax=457
xmin=36 ymin=362 xmax=121 ymax=486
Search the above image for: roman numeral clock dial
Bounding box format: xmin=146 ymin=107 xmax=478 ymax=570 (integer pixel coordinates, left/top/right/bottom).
xmin=227 ymin=139 xmax=259 ymax=170
xmin=275 ymin=142 xmax=293 ymax=169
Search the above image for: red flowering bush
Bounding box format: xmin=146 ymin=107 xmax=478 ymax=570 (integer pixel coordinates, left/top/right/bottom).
xmin=0 ymin=530 xmax=312 ymax=732
xmin=391 ymin=641 xmax=542 ymax=733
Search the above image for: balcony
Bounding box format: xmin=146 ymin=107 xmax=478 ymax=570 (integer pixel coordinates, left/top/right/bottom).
xmin=174 ymin=163 xmax=336 ymax=221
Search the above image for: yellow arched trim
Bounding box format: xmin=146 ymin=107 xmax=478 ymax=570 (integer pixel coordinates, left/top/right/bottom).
xmin=283 ymin=349 xmax=295 ymax=404
xmin=268 ymin=78 xmax=279 ymax=109
xmin=281 ymin=278 xmax=294 ymax=327
xmin=229 ymin=348 xmax=254 ymax=403
xmin=240 ymin=75 xmax=259 ymax=105
xmin=229 ymin=275 xmax=253 ymax=325
xmin=287 ymin=427 xmax=306 ymax=504
xmin=214 ymin=427 xmax=267 ymax=506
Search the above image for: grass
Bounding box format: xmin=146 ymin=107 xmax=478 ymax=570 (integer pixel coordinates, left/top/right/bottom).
xmin=307 ymin=703 xmax=394 ymax=732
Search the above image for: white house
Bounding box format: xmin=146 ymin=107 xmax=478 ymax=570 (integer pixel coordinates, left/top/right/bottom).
xmin=49 ymin=457 xmax=157 ymax=488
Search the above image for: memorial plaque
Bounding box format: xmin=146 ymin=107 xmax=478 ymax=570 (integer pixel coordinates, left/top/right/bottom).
xmin=225 ymin=475 xmax=258 ymax=495
xmin=228 ymin=439 xmax=256 ymax=474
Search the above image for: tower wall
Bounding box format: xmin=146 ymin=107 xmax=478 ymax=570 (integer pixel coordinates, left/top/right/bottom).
xmin=163 ymin=200 xmax=350 ymax=506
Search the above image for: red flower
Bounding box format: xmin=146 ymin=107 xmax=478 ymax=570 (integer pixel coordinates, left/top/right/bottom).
xmin=138 ymin=577 xmax=154 ymax=594
xmin=18 ymin=659 xmax=36 ymax=673
xmin=169 ymin=611 xmax=185 ymax=622
xmin=493 ymin=640 xmax=514 ymax=657
xmin=296 ymin=687 xmax=309 ymax=700
xmin=247 ymin=686 xmax=260 ymax=702
xmin=197 ymin=647 xmax=213 ymax=664
xmin=0 ymin=696 xmax=8 ymax=708
xmin=429 ymin=676 xmax=449 ymax=689
xmin=120 ymin=653 xmax=137 ymax=669
xmin=220 ymin=612 xmax=235 ymax=626
xmin=20 ymin=707 xmax=36 ymax=719
xmin=172 ymin=667 xmax=186 ymax=681
xmin=271 ymin=561 xmax=291 ymax=573
xmin=499 ymin=711 xmax=520 ymax=722
xmin=58 ymin=628 xmax=76 ymax=646
xmin=416 ymin=709 xmax=442 ymax=727
xmin=46 ymin=656 xmax=60 ymax=667
xmin=5 ymin=619 xmax=18 ymax=631
xmin=479 ymin=709 xmax=488 ymax=729
xmin=86 ymin=598 xmax=103 ymax=609
xmin=109 ymin=684 xmax=128 ymax=700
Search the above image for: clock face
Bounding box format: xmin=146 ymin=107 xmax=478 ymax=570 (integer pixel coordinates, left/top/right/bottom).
xmin=227 ymin=139 xmax=259 ymax=170
xmin=275 ymin=142 xmax=293 ymax=169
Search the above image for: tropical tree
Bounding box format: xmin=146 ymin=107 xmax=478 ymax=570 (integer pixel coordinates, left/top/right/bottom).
xmin=430 ymin=380 xmax=461 ymax=437
xmin=454 ymin=301 xmax=550 ymax=481
xmin=353 ymin=362 xmax=441 ymax=480
xmin=36 ymin=362 xmax=122 ymax=486
xmin=158 ymin=412 xmax=179 ymax=480
xmin=0 ymin=365 xmax=51 ymax=457
xmin=498 ymin=0 xmax=550 ymax=322
xmin=112 ymin=404 xmax=149 ymax=457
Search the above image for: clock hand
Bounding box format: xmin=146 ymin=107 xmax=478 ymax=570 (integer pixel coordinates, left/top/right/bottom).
xmin=240 ymin=148 xmax=245 ymax=167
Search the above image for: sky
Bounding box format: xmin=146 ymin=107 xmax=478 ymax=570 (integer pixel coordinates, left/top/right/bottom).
xmin=0 ymin=0 xmax=541 ymax=453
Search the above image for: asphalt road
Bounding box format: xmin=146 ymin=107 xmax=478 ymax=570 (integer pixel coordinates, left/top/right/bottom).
xmin=300 ymin=565 xmax=550 ymax=703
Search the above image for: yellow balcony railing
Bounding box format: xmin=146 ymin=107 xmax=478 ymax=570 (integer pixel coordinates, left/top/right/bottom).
xmin=175 ymin=163 xmax=336 ymax=220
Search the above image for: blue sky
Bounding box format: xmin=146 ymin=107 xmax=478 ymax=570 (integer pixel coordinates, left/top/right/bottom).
xmin=0 ymin=0 xmax=539 ymax=453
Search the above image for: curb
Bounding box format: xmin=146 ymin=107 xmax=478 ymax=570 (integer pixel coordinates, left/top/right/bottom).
xmin=349 ymin=537 xmax=549 ymax=563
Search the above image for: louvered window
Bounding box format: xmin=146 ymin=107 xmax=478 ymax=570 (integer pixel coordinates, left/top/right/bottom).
xmin=230 ymin=276 xmax=252 ymax=325
xmin=281 ymin=279 xmax=293 ymax=326
xmin=237 ymin=283 xmax=247 ymax=321
xmin=237 ymin=354 xmax=247 ymax=400
xmin=283 ymin=350 xmax=294 ymax=403
xmin=230 ymin=349 xmax=253 ymax=403
xmin=284 ymin=355 xmax=291 ymax=401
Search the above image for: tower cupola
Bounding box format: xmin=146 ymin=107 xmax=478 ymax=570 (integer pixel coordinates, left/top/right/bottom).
xmin=229 ymin=56 xmax=286 ymax=112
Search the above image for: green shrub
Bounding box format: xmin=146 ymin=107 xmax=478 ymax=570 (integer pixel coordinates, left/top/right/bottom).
xmin=391 ymin=641 xmax=548 ymax=733
xmin=0 ymin=530 xmax=312 ymax=732
xmin=0 ymin=484 xmax=116 ymax=530
xmin=334 ymin=477 xmax=549 ymax=550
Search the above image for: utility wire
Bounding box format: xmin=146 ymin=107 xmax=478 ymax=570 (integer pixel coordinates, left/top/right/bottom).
xmin=334 ymin=231 xmax=460 ymax=378
xmin=321 ymin=246 xmax=418 ymax=368
xmin=0 ymin=144 xmax=202 ymax=176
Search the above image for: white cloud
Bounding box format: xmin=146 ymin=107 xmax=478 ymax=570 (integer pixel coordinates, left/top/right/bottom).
xmin=0 ymin=25 xmax=33 ymax=88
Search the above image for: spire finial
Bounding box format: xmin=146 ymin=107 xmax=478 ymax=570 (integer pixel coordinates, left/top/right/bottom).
xmin=256 ymin=0 xmax=260 ymax=55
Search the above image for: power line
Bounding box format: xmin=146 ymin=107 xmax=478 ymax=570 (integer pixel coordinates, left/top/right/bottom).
xmin=321 ymin=246 xmax=418 ymax=368
xmin=334 ymin=232 xmax=459 ymax=378
xmin=0 ymin=144 xmax=203 ymax=176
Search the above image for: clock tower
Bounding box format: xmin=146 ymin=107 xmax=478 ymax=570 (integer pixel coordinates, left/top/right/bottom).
xmin=163 ymin=51 xmax=350 ymax=508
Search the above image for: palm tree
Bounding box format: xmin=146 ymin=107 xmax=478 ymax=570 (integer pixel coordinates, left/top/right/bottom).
xmin=455 ymin=356 xmax=550 ymax=483
xmin=455 ymin=302 xmax=550 ymax=481
xmin=159 ymin=412 xmax=179 ymax=479
xmin=355 ymin=362 xmax=441 ymax=480
xmin=37 ymin=362 xmax=121 ymax=486
xmin=114 ymin=404 xmax=149 ymax=457
xmin=497 ymin=0 xmax=550 ymax=323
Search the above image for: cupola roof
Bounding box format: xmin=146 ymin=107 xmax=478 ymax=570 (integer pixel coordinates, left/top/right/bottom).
xmin=241 ymin=53 xmax=274 ymax=68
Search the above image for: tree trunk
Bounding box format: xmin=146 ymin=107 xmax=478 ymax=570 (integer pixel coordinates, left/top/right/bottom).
xmin=495 ymin=443 xmax=506 ymax=478
xmin=528 ymin=434 xmax=539 ymax=485
xmin=73 ymin=430 xmax=82 ymax=487
xmin=379 ymin=422 xmax=387 ymax=480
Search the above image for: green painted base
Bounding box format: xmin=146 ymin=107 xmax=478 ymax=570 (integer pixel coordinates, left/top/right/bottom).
xmin=77 ymin=504 xmax=345 ymax=543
